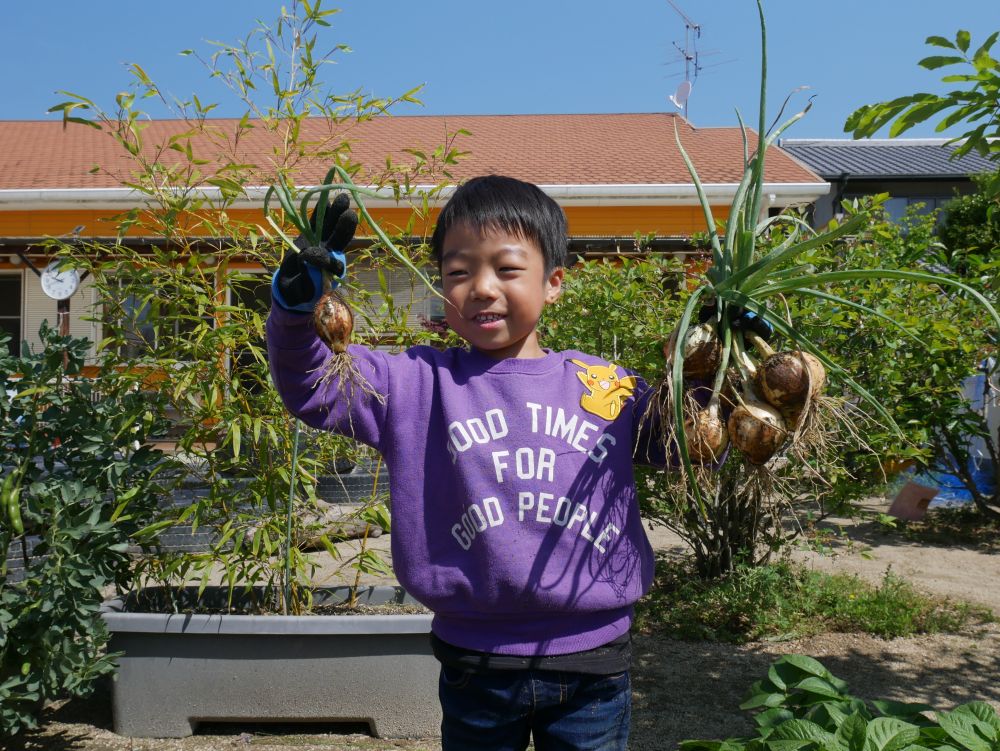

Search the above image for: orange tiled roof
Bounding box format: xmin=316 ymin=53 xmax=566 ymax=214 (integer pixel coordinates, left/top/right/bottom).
xmin=0 ymin=113 xmax=820 ymax=190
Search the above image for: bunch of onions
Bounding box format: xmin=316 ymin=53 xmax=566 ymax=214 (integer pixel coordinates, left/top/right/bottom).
xmin=666 ymin=0 xmax=1000 ymax=511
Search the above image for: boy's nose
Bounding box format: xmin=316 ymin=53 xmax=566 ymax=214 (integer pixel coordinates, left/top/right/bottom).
xmin=470 ymin=273 xmax=498 ymax=300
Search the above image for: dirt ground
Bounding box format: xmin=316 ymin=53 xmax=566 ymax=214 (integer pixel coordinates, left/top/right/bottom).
xmin=11 ymin=500 xmax=1000 ymax=751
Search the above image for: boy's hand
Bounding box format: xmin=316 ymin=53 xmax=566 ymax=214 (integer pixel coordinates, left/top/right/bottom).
xmin=272 ymin=193 xmax=358 ymax=313
xmin=729 ymin=307 xmax=774 ymax=342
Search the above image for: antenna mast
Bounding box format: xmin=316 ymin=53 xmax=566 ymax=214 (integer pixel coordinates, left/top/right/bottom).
xmin=666 ymin=0 xmax=701 ymax=119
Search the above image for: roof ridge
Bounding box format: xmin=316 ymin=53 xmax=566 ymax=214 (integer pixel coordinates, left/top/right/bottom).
xmin=0 ymin=112 xmax=686 ymax=126
xmin=780 ymin=138 xmax=965 ymax=146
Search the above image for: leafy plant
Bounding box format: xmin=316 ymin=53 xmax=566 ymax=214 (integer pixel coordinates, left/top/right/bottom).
xmin=938 ymin=174 xmax=1000 ymax=274
xmin=843 ymin=24 xmax=1000 ymax=521
xmin=789 ymin=201 xmax=997 ymax=519
xmin=0 ymin=325 xmax=172 ymax=736
xmin=682 ymin=655 xmax=1000 ymax=751
xmin=538 ymin=253 xmax=685 ymax=375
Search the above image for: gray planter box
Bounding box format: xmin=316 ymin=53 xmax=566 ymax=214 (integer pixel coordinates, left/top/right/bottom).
xmin=100 ymin=586 xmax=439 ymax=739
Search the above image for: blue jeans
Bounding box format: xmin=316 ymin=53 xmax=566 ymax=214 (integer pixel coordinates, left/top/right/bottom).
xmin=438 ymin=666 xmax=631 ymax=751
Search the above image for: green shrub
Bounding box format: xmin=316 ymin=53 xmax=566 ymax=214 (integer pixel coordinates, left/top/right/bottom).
xmin=635 ymin=558 xmax=993 ymax=643
xmin=683 ymin=654 xmax=1000 ymax=751
xmin=0 ymin=325 xmax=173 ymax=736
xmin=51 ymin=0 xmax=462 ymax=614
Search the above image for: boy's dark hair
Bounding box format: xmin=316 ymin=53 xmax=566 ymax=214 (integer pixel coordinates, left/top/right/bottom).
xmin=430 ymin=175 xmax=568 ymax=274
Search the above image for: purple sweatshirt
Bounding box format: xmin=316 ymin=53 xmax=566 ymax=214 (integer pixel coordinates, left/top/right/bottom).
xmin=267 ymin=305 xmax=659 ymax=656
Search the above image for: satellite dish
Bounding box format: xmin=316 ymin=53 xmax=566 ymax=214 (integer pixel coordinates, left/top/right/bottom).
xmin=669 ymin=80 xmax=693 ymax=109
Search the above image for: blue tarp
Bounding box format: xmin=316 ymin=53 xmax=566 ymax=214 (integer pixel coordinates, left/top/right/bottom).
xmin=912 ymin=464 xmax=996 ymax=507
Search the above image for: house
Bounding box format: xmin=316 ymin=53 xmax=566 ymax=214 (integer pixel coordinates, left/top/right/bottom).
xmin=778 ymin=138 xmax=995 ymax=227
xmin=0 ymin=113 xmax=827 ymax=360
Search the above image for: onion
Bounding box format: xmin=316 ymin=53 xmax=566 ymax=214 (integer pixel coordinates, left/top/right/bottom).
xmin=758 ymin=351 xmax=826 ymax=410
xmin=727 ymin=392 xmax=787 ymax=465
xmin=684 ymin=400 xmax=728 ymax=463
xmin=746 ymin=333 xmax=826 ymax=410
xmin=664 ymin=322 xmax=722 ymax=379
xmin=313 ymin=289 xmax=353 ymax=354
xmin=310 ymin=289 xmax=384 ymax=404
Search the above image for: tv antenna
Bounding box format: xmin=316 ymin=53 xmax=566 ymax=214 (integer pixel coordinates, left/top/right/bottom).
xmin=666 ymin=0 xmax=701 ymax=118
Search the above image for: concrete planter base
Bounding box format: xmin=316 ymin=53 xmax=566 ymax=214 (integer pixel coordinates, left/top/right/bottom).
xmin=100 ymin=586 xmax=439 ymax=739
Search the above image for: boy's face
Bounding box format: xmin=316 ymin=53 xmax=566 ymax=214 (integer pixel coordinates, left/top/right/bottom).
xmin=440 ymin=223 xmax=563 ymax=360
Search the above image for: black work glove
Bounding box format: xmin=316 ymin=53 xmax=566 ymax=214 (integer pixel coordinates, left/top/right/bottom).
xmin=697 ymin=299 xmax=775 ymax=342
xmin=728 ymin=305 xmax=774 ymax=342
xmin=271 ymin=193 xmax=358 ymax=312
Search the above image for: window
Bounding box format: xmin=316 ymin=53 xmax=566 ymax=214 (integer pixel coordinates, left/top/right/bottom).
xmin=352 ymin=265 xmax=441 ymax=333
xmin=229 ymin=272 xmax=272 ymax=395
xmin=848 ymin=194 xmax=950 ymax=225
xmin=0 ymin=275 xmax=22 ymax=357
xmin=103 ymin=277 xmax=215 ymax=359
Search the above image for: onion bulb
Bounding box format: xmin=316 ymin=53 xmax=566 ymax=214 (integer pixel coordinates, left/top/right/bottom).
xmin=664 ymin=322 xmax=722 ymax=379
xmin=746 ymin=333 xmax=826 ymax=411
xmin=310 ymin=289 xmax=384 ymax=403
xmin=758 ymin=351 xmax=826 ymax=410
xmin=684 ymin=400 xmax=728 ymax=463
xmin=313 ymin=290 xmax=353 ymax=354
xmin=727 ymin=392 xmax=787 ymax=465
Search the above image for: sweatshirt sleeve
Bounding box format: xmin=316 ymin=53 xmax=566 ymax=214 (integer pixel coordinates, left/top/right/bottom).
xmin=631 ymin=373 xmax=669 ymax=468
xmin=265 ymin=305 xmax=390 ymax=452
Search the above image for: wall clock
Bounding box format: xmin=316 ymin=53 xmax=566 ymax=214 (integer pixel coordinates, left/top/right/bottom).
xmin=40 ymin=261 xmax=80 ymax=301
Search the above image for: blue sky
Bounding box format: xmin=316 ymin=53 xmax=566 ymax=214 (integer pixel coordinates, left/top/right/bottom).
xmin=4 ymin=1 xmax=998 ymax=139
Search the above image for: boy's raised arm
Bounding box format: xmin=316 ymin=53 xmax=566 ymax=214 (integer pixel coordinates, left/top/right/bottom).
xmin=266 ymin=194 xmax=390 ymax=452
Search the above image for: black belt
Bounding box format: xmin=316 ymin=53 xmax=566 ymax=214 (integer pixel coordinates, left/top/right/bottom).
xmin=430 ymin=631 xmax=632 ymax=675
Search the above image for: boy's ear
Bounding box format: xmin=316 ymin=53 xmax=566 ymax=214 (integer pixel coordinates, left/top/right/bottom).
xmin=544 ymin=267 xmax=564 ymax=304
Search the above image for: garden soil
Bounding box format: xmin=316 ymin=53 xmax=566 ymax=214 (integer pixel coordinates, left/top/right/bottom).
xmin=14 ymin=499 xmax=1000 ymax=751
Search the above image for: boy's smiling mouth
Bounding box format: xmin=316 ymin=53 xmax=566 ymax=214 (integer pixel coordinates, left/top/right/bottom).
xmin=473 ymin=312 xmax=506 ymax=326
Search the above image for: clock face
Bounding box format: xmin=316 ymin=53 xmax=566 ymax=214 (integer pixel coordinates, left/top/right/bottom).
xmin=40 ymin=261 xmax=80 ymax=301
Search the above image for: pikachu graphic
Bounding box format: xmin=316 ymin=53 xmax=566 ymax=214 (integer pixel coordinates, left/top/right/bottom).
xmin=570 ymin=359 xmax=638 ymax=421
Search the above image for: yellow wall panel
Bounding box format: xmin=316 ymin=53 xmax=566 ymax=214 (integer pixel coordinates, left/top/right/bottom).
xmin=563 ymin=205 xmax=729 ymax=235
xmin=0 ymin=204 xmax=728 ymax=241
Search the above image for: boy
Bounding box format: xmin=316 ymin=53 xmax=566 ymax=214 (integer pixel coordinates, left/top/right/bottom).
xmin=267 ymin=175 xmax=664 ymax=750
